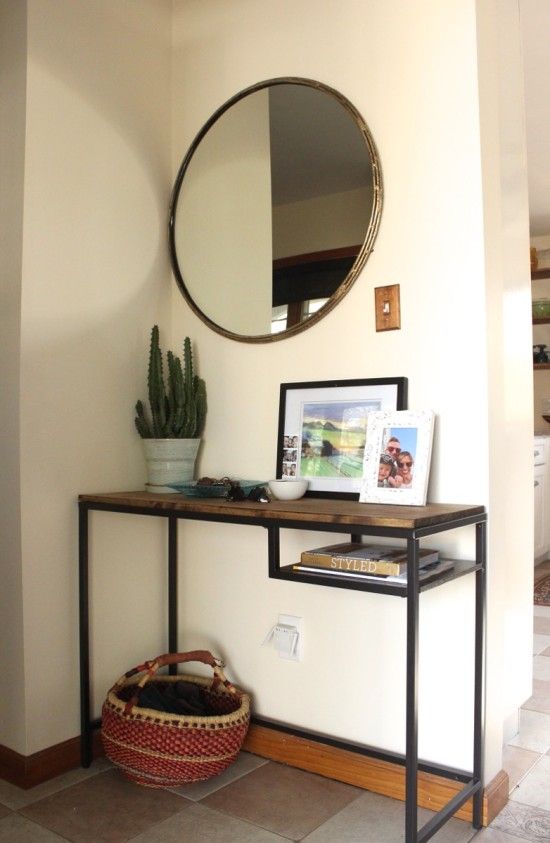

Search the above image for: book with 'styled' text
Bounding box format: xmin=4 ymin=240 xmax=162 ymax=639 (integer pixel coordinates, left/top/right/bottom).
xmin=293 ymin=557 xmax=453 ymax=584
xmin=299 ymin=542 xmax=439 ymax=577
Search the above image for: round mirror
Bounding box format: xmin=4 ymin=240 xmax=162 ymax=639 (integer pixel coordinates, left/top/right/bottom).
xmin=169 ymin=78 xmax=382 ymax=343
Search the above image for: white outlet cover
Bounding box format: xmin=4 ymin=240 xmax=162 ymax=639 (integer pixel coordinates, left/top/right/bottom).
xmin=277 ymin=614 xmax=303 ymax=660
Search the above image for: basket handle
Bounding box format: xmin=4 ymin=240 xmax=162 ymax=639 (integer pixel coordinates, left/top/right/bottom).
xmin=111 ymin=650 xmax=240 ymax=716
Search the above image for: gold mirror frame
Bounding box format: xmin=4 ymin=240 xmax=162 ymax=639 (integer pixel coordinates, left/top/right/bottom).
xmin=168 ymin=77 xmax=383 ymax=343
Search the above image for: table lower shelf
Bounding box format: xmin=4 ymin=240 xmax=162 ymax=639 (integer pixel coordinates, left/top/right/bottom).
xmin=272 ymin=559 xmax=481 ymax=596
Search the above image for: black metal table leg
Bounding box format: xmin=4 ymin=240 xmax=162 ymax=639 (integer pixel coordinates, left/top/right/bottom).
xmin=406 ymin=536 xmax=420 ymax=842
xmin=168 ymin=515 xmax=178 ymax=673
xmin=79 ymin=502 xmax=92 ymax=767
xmin=473 ymin=521 xmax=487 ymax=827
xmin=267 ymin=525 xmax=280 ymax=577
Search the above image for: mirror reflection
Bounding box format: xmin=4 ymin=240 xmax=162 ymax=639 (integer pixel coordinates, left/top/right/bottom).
xmin=169 ymin=79 xmax=382 ymax=342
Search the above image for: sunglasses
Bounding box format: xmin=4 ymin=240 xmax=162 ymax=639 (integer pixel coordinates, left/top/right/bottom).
xmin=226 ymin=483 xmax=270 ymax=502
xmin=398 ymin=461 xmax=412 ymax=468
xmin=387 ymin=446 xmax=400 ymax=453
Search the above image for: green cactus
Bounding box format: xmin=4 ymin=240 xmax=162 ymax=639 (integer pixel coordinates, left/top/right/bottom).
xmin=135 ymin=326 xmax=207 ymax=439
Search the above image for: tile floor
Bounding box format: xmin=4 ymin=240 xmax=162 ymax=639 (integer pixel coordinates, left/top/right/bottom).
xmin=1 ymin=587 xmax=549 ymax=841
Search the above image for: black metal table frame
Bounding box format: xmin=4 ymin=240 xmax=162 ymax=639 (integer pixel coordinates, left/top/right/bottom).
xmin=79 ymin=500 xmax=486 ymax=843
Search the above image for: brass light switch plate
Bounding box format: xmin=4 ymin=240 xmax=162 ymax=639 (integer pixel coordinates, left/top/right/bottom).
xmin=375 ymin=284 xmax=401 ymax=331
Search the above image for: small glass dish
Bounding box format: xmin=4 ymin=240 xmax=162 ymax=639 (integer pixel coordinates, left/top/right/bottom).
xmin=169 ymin=479 xmax=266 ymax=498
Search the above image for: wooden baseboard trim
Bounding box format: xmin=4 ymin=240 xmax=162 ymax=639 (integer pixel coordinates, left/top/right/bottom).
xmin=482 ymin=768 xmax=509 ymax=826
xmin=243 ymin=724 xmax=508 ymax=827
xmin=0 ymin=733 xmax=103 ymax=790
xmin=1 ymin=724 xmax=508 ymax=827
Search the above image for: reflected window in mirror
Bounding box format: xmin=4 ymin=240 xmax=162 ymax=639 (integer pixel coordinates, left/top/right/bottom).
xmin=271 ymin=298 xmax=330 ymax=335
xmin=271 ymin=305 xmax=289 ymax=334
xmin=169 ymin=78 xmax=382 ymax=343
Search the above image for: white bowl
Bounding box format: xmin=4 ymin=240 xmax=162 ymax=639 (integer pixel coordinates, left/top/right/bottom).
xmin=268 ymin=478 xmax=308 ymax=500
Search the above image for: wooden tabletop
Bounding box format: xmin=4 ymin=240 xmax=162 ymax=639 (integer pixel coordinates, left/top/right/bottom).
xmin=78 ymin=491 xmax=485 ymax=531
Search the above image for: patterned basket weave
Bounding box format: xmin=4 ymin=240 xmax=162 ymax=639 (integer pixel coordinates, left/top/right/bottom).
xmin=101 ymin=650 xmax=250 ymax=788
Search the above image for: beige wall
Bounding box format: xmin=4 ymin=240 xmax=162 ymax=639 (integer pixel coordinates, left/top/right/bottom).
xmin=1 ymin=0 xmax=533 ymax=787
xmin=169 ymin=0 xmax=532 ymax=779
xmin=272 ymin=186 xmax=372 ymax=259
xmin=174 ymin=89 xmax=273 ymax=334
xmin=477 ymin=0 xmax=534 ymax=748
xmin=6 ymin=0 xmax=172 ymax=754
xmin=0 ymin=0 xmax=27 ymax=751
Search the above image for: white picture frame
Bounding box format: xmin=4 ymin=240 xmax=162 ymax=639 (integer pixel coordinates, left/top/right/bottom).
xmin=359 ymin=410 xmax=435 ymax=506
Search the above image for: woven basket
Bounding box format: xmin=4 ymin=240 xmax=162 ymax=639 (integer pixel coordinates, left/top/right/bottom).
xmin=101 ymin=650 xmax=250 ymax=788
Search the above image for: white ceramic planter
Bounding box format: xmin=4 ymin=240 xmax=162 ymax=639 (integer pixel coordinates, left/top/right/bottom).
xmin=142 ymin=438 xmax=200 ymax=493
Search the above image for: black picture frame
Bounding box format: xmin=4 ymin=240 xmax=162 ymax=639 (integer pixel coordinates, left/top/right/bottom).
xmin=276 ymin=377 xmax=408 ymax=499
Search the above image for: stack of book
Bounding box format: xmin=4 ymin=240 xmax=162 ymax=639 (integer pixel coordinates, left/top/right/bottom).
xmin=293 ymin=542 xmax=452 ymax=583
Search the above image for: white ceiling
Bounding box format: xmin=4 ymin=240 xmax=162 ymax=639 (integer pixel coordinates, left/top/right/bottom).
xmin=520 ymin=0 xmax=550 ymax=236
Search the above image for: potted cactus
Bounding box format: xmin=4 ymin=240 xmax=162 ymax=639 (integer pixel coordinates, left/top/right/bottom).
xmin=135 ymin=326 xmax=207 ymax=491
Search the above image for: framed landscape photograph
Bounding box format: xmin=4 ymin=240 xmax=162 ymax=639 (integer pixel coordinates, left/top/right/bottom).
xmin=276 ymin=377 xmax=408 ymax=498
xmin=359 ymin=409 xmax=435 ymax=506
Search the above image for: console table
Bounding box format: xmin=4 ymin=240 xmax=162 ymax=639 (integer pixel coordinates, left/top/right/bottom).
xmin=78 ymin=491 xmax=486 ymax=843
